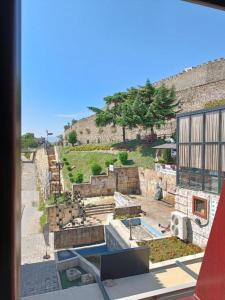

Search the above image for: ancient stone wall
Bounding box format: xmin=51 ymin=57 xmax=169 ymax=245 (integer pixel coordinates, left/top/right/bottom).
xmin=35 ymin=146 xmax=50 ymax=200
xmin=54 ymin=224 xmax=104 ymax=249
xmin=175 ymin=188 xmax=219 ymax=247
xmin=73 ymin=166 xmax=140 ymax=197
xmin=138 ymin=167 xmax=176 ymax=199
xmin=47 ymin=202 xmax=80 ymax=232
xmin=64 ymin=58 xmax=225 ymax=144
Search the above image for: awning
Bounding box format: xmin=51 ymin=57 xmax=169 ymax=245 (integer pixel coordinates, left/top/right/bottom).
xmin=152 ymin=143 xmax=176 ymax=149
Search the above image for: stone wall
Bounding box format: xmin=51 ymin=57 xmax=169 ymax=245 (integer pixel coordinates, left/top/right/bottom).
xmin=47 ymin=202 xmax=80 ymax=232
xmin=54 ymin=224 xmax=104 ymax=249
xmin=114 ymin=205 xmax=142 ymax=218
xmin=64 ymin=58 xmax=225 ymax=144
xmin=35 ymin=146 xmax=50 ymax=200
xmin=175 ymin=188 xmax=220 ymax=247
xmin=138 ymin=167 xmax=176 ymax=200
xmin=73 ymin=166 xmax=140 ymax=197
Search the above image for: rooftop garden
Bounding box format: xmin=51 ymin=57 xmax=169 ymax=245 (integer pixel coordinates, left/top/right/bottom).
xmin=138 ymin=237 xmax=203 ymax=263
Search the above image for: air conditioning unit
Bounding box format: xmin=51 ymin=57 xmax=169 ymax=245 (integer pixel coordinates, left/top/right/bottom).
xmin=171 ymin=211 xmax=188 ymax=241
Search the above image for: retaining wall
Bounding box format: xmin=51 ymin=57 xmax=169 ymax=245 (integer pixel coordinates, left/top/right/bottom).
xmin=54 ymin=224 xmax=105 ymax=249
xmin=73 ymin=166 xmax=140 ymax=197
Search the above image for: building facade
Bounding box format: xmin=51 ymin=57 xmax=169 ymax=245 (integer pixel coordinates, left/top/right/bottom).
xmin=175 ymin=106 xmax=225 ymax=247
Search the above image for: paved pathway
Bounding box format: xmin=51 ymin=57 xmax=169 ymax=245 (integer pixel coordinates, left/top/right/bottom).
xmin=21 ymin=162 xmax=59 ymax=297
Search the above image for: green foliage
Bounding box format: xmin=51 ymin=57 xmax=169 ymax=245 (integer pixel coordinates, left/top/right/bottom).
xmin=91 ymin=163 xmax=102 ymax=175
xmin=74 ymin=172 xmax=84 ymax=183
xmin=67 ymin=166 xmax=72 ymax=171
xmin=71 ymin=119 xmax=77 ymax=125
xmin=40 ymin=213 xmax=47 ymax=230
xmin=65 ymin=161 xmax=70 ymax=166
xmin=159 ymin=149 xmax=174 ymax=164
xmin=70 ymin=144 xmax=111 ymax=151
xmin=137 ymin=236 xmax=202 ymax=263
xmin=62 ymin=157 xmax=67 ymax=162
xmin=68 ymin=130 xmax=77 ymax=146
xmin=88 ymin=79 xmax=179 ymax=140
xmin=119 ymin=151 xmax=128 ymax=165
xmin=21 ymin=132 xmax=38 ymax=149
xmin=105 ymin=158 xmax=117 ymax=167
xmin=204 ymin=98 xmax=225 ymax=109
xmin=24 ymin=152 xmax=31 ymax=160
xmin=68 ymin=172 xmax=73 ymax=177
xmin=64 ymin=122 xmax=70 ymax=131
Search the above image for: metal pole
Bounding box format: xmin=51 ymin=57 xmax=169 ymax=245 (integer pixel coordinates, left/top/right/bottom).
xmin=58 ymin=164 xmax=61 ymax=196
xmin=129 ymin=219 xmax=133 ymax=240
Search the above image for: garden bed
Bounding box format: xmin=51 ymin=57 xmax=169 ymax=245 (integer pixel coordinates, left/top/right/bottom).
xmin=138 ymin=237 xmax=203 ymax=263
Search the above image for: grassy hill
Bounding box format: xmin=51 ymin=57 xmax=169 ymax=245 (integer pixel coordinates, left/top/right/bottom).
xmin=60 ymin=139 xmax=165 ymax=190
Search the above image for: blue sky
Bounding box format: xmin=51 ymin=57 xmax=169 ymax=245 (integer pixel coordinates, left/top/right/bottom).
xmin=22 ymin=0 xmax=225 ymax=137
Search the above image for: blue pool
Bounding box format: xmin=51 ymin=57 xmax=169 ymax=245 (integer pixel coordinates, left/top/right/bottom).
xmin=75 ymin=244 xmax=112 ymax=256
xmin=57 ymin=250 xmax=77 ymax=261
xmin=121 ymin=218 xmax=162 ymax=238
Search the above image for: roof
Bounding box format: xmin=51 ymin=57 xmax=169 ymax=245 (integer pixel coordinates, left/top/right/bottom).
xmin=152 ymin=143 xmax=176 ymax=149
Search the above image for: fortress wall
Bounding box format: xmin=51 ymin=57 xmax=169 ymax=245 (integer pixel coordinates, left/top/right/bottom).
xmin=64 ymin=59 xmax=225 ymax=144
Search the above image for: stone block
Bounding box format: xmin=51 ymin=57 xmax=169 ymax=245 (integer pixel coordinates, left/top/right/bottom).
xmin=66 ymin=268 xmax=81 ymax=281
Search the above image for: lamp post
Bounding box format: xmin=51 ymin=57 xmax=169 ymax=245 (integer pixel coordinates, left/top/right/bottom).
xmin=55 ymin=161 xmax=64 ymax=197
xmin=129 ymin=219 xmax=133 ymax=240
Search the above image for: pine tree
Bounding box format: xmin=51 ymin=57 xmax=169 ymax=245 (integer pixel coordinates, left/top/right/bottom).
xmin=150 ymin=84 xmax=180 ymax=130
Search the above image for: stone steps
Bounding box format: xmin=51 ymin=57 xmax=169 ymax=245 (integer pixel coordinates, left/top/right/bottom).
xmin=85 ymin=204 xmax=115 ymax=216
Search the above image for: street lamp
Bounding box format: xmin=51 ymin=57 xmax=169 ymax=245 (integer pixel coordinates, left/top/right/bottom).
xmin=129 ymin=219 xmax=133 ymax=240
xmin=55 ymin=161 xmax=64 ymax=196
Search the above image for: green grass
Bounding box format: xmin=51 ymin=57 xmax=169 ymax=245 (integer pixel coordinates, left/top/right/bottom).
xmin=60 ymin=139 xmax=165 ymax=190
xmin=59 ymin=267 xmax=87 ymax=289
xmin=138 ymin=237 xmax=203 ymax=263
xmin=39 ymin=212 xmax=47 ymax=230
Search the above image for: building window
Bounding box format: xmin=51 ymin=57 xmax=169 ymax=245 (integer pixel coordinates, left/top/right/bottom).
xmin=177 ymin=107 xmax=225 ymax=194
xmin=192 ymin=196 xmax=208 ymax=219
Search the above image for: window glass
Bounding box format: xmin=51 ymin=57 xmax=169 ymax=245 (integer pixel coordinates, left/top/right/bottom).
xmin=191 ymin=114 xmax=203 ymax=142
xmin=178 ymin=172 xmax=189 ymax=188
xmin=204 ymin=176 xmax=218 ymax=193
xmin=190 ymin=145 xmax=202 ymax=169
xmin=205 ymin=112 xmax=219 ymax=142
xmin=205 ymin=144 xmax=218 ymax=172
xmin=192 ymin=196 xmax=207 ymax=219
xmin=179 ymin=145 xmax=189 ymax=167
xmin=179 ymin=117 xmax=189 ymax=143
xmin=189 ymin=174 xmax=202 ymax=191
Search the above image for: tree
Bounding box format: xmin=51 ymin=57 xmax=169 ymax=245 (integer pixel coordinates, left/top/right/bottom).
xmin=64 ymin=122 xmax=70 ymax=131
xmin=68 ymin=130 xmax=77 ymax=146
xmin=71 ymin=119 xmax=77 ymax=125
xmin=57 ymin=134 xmax=63 ymax=145
xmin=21 ymin=132 xmax=38 ymax=149
xmin=150 ymin=84 xmax=179 ymax=131
xmin=89 ymin=92 xmax=129 ymax=142
xmin=88 ymin=80 xmax=179 ymax=142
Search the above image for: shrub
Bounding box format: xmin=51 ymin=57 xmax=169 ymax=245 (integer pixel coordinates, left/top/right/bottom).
xmin=67 ymin=166 xmax=72 ymax=171
xmin=204 ymin=98 xmax=225 ymax=109
xmin=74 ymin=172 xmax=84 ymax=183
xmin=70 ymin=144 xmax=111 ymax=151
xmin=119 ymin=151 xmax=128 ymax=165
xmin=91 ymin=163 xmax=102 ymax=175
xmin=70 ymin=177 xmax=75 ymax=183
xmin=65 ymin=161 xmax=70 ymax=166
xmin=68 ymin=172 xmax=73 ymax=177
xmin=62 ymin=157 xmax=67 ymax=162
xmin=68 ymin=130 xmax=77 ymax=146
xmin=160 ymin=149 xmax=174 ymax=164
xmin=105 ymin=158 xmax=117 ymax=167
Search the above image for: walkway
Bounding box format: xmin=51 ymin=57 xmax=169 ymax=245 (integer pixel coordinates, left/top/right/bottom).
xmin=21 ymin=162 xmax=59 ymax=297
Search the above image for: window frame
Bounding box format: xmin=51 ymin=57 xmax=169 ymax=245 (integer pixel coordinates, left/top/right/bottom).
xmin=192 ymin=196 xmax=208 ymax=219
